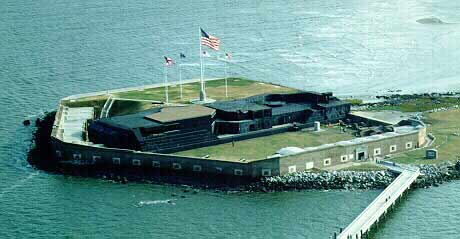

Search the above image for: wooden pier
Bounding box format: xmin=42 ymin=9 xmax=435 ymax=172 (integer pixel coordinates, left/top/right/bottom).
xmin=336 ymin=163 xmax=420 ymax=239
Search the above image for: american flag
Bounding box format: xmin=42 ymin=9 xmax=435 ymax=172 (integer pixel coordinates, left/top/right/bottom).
xmin=225 ymin=52 xmax=232 ymax=61
xmin=164 ymin=56 xmax=174 ymax=66
xmin=201 ymin=28 xmax=220 ymax=51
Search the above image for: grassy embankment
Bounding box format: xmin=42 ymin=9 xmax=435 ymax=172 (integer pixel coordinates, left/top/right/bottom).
xmin=61 ymin=78 xmax=298 ymax=116
xmin=344 ymin=98 xmax=363 ymax=106
xmin=337 ymin=95 xmax=460 ymax=170
xmin=390 ymin=109 xmax=460 ymax=165
xmin=340 ymin=163 xmax=387 ymax=171
xmin=352 ymin=95 xmax=460 ymax=165
xmin=368 ymin=95 xmax=460 ymax=112
xmin=176 ymin=126 xmax=354 ymax=162
xmin=62 ymin=95 xmax=108 ymax=117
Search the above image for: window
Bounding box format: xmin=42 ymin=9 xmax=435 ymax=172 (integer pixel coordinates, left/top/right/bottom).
xmin=55 ymin=150 xmax=62 ymax=158
xmin=73 ymin=153 xmax=82 ymax=160
xmin=172 ymin=163 xmax=182 ymax=170
xmin=306 ymin=162 xmax=314 ymax=170
xmin=215 ymin=167 xmax=223 ymax=173
xmin=374 ymin=148 xmax=381 ymax=156
xmin=406 ymin=142 xmax=413 ymax=149
xmin=152 ymin=161 xmax=160 ymax=168
xmin=132 ymin=159 xmax=141 ymax=166
xmin=390 ymin=145 xmax=397 ymax=153
xmin=348 ymin=154 xmax=354 ymax=160
xmin=341 ymin=155 xmax=348 ymax=162
xmin=193 ymin=165 xmax=202 ymax=172
xmin=234 ymin=169 xmax=243 ymax=176
xmin=261 ymin=169 xmax=272 ymax=177
xmin=288 ymin=165 xmax=296 ymax=173
xmin=112 ymin=157 xmax=120 ymax=165
xmin=324 ymin=158 xmax=331 ymax=166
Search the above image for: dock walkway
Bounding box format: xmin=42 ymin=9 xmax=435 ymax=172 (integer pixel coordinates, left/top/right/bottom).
xmin=337 ymin=164 xmax=420 ymax=239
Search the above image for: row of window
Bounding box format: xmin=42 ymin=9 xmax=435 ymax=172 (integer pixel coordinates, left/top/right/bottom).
xmin=373 ymin=142 xmax=413 ymax=157
xmin=63 ymin=151 xmax=275 ymax=176
xmin=286 ymin=141 xmax=414 ymax=173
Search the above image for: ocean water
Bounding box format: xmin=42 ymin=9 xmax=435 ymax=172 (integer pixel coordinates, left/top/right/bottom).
xmin=1 ymin=0 xmax=460 ymax=238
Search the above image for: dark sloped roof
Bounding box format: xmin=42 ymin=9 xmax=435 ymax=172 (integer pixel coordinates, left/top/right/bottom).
xmin=96 ymin=105 xmax=215 ymax=130
xmin=206 ymin=100 xmax=270 ymax=112
xmin=145 ymin=105 xmax=215 ymax=123
xmin=97 ymin=107 xmax=163 ymax=130
xmin=271 ymin=103 xmax=312 ymax=116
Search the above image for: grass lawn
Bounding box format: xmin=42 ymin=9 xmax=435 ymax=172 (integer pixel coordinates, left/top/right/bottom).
xmin=108 ymin=100 xmax=160 ymax=117
xmin=113 ymin=77 xmax=298 ymax=103
xmin=61 ymin=95 xmax=108 ymax=117
xmin=175 ymin=126 xmax=354 ymax=162
xmin=391 ymin=109 xmax=460 ymax=165
xmin=339 ymin=163 xmax=387 ymax=171
xmin=344 ymin=98 xmax=363 ymax=106
xmin=62 ymin=78 xmax=298 ymax=116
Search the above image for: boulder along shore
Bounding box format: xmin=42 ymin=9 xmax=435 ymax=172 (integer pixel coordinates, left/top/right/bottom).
xmin=245 ymin=162 xmax=460 ymax=192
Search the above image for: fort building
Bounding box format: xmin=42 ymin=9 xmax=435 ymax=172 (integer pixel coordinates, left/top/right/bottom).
xmin=50 ymin=78 xmax=428 ymax=179
xmin=87 ymin=91 xmax=350 ymax=154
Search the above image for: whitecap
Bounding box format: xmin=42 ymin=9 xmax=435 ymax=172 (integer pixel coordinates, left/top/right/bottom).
xmin=137 ymin=199 xmax=176 ymax=207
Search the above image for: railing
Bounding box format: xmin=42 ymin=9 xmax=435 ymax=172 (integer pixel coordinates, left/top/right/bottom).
xmin=336 ymin=165 xmax=420 ymax=239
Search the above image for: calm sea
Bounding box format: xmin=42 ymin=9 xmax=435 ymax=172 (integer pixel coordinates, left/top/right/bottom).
xmin=1 ymin=0 xmax=460 ymax=238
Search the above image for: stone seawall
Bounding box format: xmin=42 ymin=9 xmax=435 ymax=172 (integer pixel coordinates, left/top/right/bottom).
xmin=414 ymin=163 xmax=460 ymax=188
xmin=245 ymin=162 xmax=460 ymax=192
xmin=254 ymin=171 xmax=396 ymax=191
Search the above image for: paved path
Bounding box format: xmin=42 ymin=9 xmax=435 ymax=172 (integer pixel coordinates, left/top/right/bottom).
xmin=337 ymin=164 xmax=420 ymax=239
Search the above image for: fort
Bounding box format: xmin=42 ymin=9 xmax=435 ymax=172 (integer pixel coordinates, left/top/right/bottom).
xmin=46 ymin=78 xmax=428 ymax=180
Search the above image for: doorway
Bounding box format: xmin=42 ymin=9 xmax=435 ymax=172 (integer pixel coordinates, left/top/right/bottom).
xmin=355 ymin=147 xmax=368 ymax=161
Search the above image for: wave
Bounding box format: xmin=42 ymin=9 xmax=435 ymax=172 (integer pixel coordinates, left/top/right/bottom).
xmin=0 ymin=171 xmax=39 ymax=199
xmin=137 ymin=199 xmax=176 ymax=207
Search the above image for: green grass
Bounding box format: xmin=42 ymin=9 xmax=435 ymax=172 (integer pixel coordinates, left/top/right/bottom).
xmin=371 ymin=96 xmax=460 ymax=112
xmin=62 ymin=77 xmax=298 ymax=117
xmin=391 ymin=109 xmax=460 ymax=165
xmin=113 ymin=78 xmax=297 ymax=103
xmin=340 ymin=163 xmax=387 ymax=171
xmin=108 ymin=100 xmax=159 ymax=117
xmin=61 ymin=95 xmax=108 ymax=117
xmin=176 ymin=126 xmax=354 ymax=162
xmin=344 ymin=98 xmax=363 ymax=106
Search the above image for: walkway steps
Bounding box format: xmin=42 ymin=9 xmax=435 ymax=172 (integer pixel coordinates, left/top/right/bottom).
xmin=336 ymin=165 xmax=420 ymax=239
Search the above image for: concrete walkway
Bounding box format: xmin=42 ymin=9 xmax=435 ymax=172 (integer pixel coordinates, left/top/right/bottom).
xmin=336 ymin=164 xmax=420 ymax=239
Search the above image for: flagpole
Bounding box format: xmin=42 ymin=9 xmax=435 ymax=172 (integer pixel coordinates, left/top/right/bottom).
xmin=199 ymin=27 xmax=206 ymax=101
xmin=224 ymin=59 xmax=228 ymax=98
xmin=164 ymin=65 xmax=169 ymax=103
xmin=179 ymin=60 xmax=183 ymax=99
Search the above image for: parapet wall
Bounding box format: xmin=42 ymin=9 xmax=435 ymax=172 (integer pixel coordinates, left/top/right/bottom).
xmin=51 ymin=136 xmax=280 ymax=179
xmin=279 ymin=131 xmax=421 ymax=174
xmin=347 ymin=112 xmax=394 ymax=126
